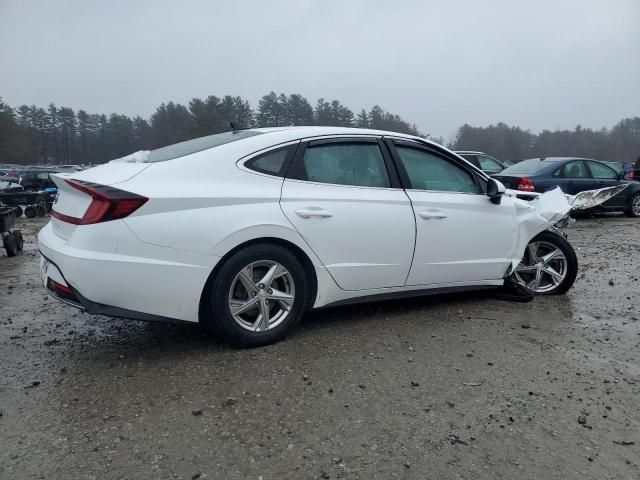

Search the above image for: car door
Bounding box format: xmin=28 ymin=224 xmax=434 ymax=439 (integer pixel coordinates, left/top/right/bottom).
xmin=280 ymin=137 xmax=415 ymax=291
xmin=585 ymin=160 xmax=626 ymax=207
xmin=387 ymin=138 xmax=518 ymax=286
xmin=552 ymin=160 xmax=593 ymax=194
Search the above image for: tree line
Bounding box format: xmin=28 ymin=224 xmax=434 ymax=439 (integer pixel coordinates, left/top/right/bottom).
xmin=0 ymin=93 xmax=421 ymax=165
xmin=1 ymin=93 xmax=638 ymax=165
xmin=450 ymin=119 xmax=640 ymax=163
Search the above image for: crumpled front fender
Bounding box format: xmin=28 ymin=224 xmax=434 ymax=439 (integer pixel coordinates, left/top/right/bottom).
xmin=506 ymin=184 xmax=628 ymax=273
xmin=509 ymin=188 xmax=571 ymax=271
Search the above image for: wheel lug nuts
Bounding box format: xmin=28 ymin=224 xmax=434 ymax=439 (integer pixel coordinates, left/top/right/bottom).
xmin=268 ymin=288 xmax=273 ymax=294
xmin=258 ymin=283 xmax=265 ymax=289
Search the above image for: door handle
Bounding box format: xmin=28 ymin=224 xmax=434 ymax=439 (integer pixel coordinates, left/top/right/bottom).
xmin=295 ymin=207 xmax=333 ymax=219
xmin=418 ymin=211 xmax=447 ymax=220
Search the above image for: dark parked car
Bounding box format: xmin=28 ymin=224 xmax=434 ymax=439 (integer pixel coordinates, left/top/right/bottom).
xmin=17 ymin=170 xmax=59 ymax=191
xmin=455 ymin=151 xmax=507 ymax=174
xmin=492 ymin=157 xmax=640 ymax=217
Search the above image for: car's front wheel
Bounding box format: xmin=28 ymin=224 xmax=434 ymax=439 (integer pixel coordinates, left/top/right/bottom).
xmin=204 ymin=244 xmax=310 ymax=347
xmin=511 ymin=230 xmax=578 ymax=295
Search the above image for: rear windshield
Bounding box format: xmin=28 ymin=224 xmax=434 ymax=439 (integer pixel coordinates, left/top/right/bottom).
xmin=146 ymin=130 xmax=263 ymax=163
xmin=500 ymin=159 xmax=551 ymax=175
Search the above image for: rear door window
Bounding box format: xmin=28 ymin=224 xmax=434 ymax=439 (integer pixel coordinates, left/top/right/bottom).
xmin=561 ymin=161 xmax=590 ymax=178
xmin=293 ymin=141 xmax=391 ymax=188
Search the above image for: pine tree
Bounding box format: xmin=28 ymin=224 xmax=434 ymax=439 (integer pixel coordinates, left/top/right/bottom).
xmin=355 ymin=109 xmax=370 ymax=128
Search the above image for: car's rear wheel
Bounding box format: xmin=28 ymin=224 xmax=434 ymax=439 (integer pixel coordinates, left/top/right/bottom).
xmin=511 ymin=230 xmax=578 ymax=295
xmin=24 ymin=205 xmax=37 ymax=218
xmin=204 ymin=244 xmax=310 ymax=347
xmin=625 ymin=192 xmax=640 ymax=218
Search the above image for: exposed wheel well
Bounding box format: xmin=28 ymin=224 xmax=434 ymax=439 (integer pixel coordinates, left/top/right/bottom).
xmin=198 ymin=237 xmax=318 ymax=323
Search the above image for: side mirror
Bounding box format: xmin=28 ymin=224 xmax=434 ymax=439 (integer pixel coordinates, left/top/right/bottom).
xmin=487 ymin=178 xmax=506 ymax=204
xmin=617 ymin=172 xmax=624 ymax=181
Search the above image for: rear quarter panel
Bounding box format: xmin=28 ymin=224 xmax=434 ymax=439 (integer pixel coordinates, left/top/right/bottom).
xmin=119 ymin=147 xmax=325 ymax=267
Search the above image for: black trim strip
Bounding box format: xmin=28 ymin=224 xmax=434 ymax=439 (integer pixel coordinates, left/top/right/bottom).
xmin=320 ymin=285 xmax=499 ymax=309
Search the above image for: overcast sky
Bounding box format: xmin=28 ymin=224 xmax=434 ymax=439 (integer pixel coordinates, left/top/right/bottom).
xmin=1 ymin=0 xmax=638 ymax=139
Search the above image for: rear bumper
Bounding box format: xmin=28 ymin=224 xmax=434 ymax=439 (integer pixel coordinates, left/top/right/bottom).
xmin=38 ymin=221 xmax=219 ymax=323
xmin=40 ymin=253 xmax=190 ymax=324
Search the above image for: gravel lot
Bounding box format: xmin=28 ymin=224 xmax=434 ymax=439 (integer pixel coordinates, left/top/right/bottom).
xmin=1 ymin=215 xmax=639 ymax=480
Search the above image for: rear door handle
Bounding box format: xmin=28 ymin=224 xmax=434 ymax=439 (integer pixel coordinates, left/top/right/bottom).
xmin=418 ymin=211 xmax=447 ymax=220
xmin=295 ymin=207 xmax=333 ymax=219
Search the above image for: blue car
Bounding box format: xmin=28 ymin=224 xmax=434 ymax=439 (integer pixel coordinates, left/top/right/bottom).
xmin=492 ymin=157 xmax=640 ymax=217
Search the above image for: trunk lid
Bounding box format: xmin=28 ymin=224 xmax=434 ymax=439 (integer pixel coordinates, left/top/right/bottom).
xmin=68 ymin=162 xmax=150 ymax=186
xmin=491 ymin=174 xmax=521 ymax=189
xmin=49 ymin=163 xmax=150 ymax=240
xmin=49 ymin=175 xmax=88 ymax=240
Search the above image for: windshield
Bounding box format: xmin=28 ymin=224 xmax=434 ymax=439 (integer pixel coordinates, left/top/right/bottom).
xmin=500 ymin=159 xmax=552 ymax=175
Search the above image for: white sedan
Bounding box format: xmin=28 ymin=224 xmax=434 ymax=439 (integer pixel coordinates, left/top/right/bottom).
xmin=38 ymin=127 xmax=577 ymax=346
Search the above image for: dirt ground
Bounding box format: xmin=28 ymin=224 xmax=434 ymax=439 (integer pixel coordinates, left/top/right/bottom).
xmin=1 ymin=215 xmax=639 ymax=480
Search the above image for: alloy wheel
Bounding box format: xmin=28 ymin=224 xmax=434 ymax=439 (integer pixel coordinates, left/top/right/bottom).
xmin=512 ymin=241 xmax=568 ymax=293
xmin=228 ymin=260 xmax=296 ymax=332
xmin=632 ymin=195 xmax=640 ymax=216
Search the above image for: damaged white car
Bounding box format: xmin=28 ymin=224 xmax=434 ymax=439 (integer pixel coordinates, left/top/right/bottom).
xmin=38 ymin=127 xmax=622 ymax=346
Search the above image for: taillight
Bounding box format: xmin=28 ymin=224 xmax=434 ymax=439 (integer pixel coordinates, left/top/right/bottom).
xmin=51 ymin=180 xmax=148 ymax=225
xmin=47 ymin=278 xmax=79 ymax=303
xmin=517 ymin=177 xmax=535 ymax=192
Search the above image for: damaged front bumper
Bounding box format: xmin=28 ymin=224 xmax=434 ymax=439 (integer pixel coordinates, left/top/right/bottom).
xmin=506 ymin=184 xmax=628 ymax=274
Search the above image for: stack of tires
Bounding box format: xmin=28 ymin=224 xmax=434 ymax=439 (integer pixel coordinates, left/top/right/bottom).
xmin=0 ymin=207 xmax=24 ymax=257
xmin=2 ymin=230 xmax=24 ymax=257
xmin=12 ymin=203 xmax=47 ymax=219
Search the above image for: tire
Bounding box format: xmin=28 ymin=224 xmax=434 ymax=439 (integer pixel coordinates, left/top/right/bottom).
xmin=625 ymin=192 xmax=640 ymax=218
xmin=14 ymin=206 xmax=23 ymax=218
xmin=36 ymin=204 xmax=47 ymax=217
xmin=24 ymin=205 xmax=37 ymax=218
xmin=12 ymin=230 xmax=24 ymax=252
xmin=204 ymin=244 xmax=310 ymax=347
xmin=511 ymin=230 xmax=578 ymax=295
xmin=3 ymin=233 xmax=18 ymax=257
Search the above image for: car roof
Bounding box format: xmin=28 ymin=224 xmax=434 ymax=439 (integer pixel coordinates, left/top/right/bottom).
xmin=113 ymin=126 xmax=434 ymax=165
xmin=245 ymin=126 xmax=421 ymax=140
xmin=521 ymin=157 xmax=596 ymax=162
